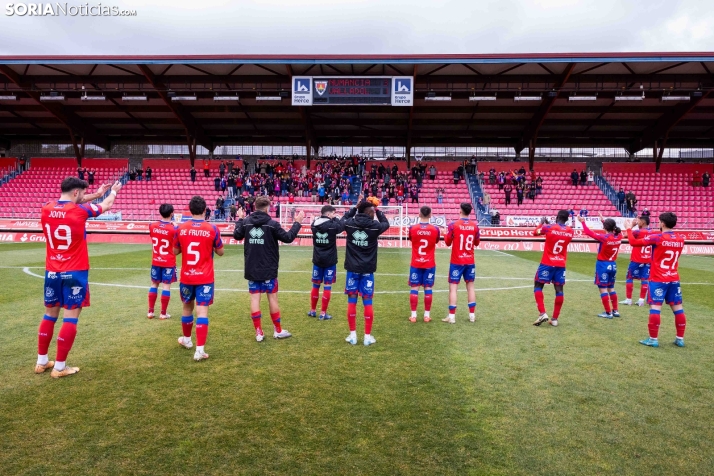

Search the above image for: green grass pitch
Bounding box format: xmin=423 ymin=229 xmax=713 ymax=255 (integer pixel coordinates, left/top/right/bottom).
xmin=1 ymin=242 xmax=713 ymax=475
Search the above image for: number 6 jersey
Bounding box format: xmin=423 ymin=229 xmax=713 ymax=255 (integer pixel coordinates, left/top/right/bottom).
xmin=41 ymin=200 xmax=104 ymax=272
xmin=534 ymin=223 xmax=574 ymax=267
xmin=150 ymin=220 xmax=178 ymax=267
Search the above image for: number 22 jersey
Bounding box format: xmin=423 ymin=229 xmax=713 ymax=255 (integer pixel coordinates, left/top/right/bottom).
xmin=150 ymin=220 xmax=178 ymax=267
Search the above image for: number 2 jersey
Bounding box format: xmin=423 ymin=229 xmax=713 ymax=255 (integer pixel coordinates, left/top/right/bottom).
xmin=41 ymin=200 xmax=103 ymax=272
xmin=534 ymin=223 xmax=574 ymax=267
xmin=174 ymin=219 xmax=223 ymax=285
xmin=627 ymin=230 xmax=684 ymax=282
xmin=150 ymin=220 xmax=178 ymax=267
xmin=445 ymin=218 xmax=480 ymax=265
xmin=408 ymin=222 xmax=440 ymax=268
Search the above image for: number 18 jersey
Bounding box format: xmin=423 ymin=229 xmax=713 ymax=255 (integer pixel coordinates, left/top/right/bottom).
xmin=174 ymin=219 xmax=223 ymax=285
xmin=150 ymin=220 xmax=178 ymax=267
xmin=41 ymin=200 xmax=103 ymax=272
xmin=445 ymin=218 xmax=480 ymax=265
xmin=408 ymin=222 xmax=440 ymax=268
xmin=535 ymin=223 xmax=574 ymax=267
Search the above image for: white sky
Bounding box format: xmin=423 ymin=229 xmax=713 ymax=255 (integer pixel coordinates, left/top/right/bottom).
xmin=0 ymin=0 xmax=713 ymax=55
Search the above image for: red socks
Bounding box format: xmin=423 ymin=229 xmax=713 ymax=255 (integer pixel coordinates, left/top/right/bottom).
xmin=310 ymin=285 xmax=320 ymax=312
xmin=640 ymin=282 xmax=649 ymax=300
xmin=160 ymin=290 xmax=170 ymax=315
xmin=347 ymin=295 xmax=357 ymax=332
xmin=648 ymin=310 xmax=661 ymax=338
xmin=534 ymin=289 xmax=546 ymax=314
xmin=55 ymin=318 xmax=78 ymax=362
xmin=410 ymin=289 xmax=418 ymax=312
xmin=321 ymin=287 xmax=332 ymax=314
xmin=251 ymin=311 xmax=262 ymax=331
xmin=625 ymin=281 xmax=634 ymax=300
xmin=364 ymin=299 xmax=374 ymax=334
xmin=609 ymin=292 xmax=618 ymax=312
xmin=424 ymin=290 xmax=433 ymax=312
xmin=271 ymin=312 xmax=282 ymax=333
xmin=38 ymin=315 xmax=57 ymax=355
xmin=600 ymin=291 xmax=612 ymax=313
xmin=674 ymin=310 xmax=686 ymax=338
xmin=181 ymin=316 xmax=194 ymax=338
xmin=553 ymin=293 xmax=564 ymax=320
xmin=195 ymin=317 xmax=208 ymax=346
xmin=148 ymin=287 xmax=158 ymax=312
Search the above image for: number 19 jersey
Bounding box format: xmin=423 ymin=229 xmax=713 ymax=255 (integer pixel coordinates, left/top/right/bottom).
xmin=445 ymin=218 xmax=480 ymax=265
xmin=535 ymin=223 xmax=574 ymax=267
xmin=41 ymin=200 xmax=103 ymax=272
xmin=150 ymin=220 xmax=178 ymax=267
xmin=408 ymin=222 xmax=440 ymax=268
xmin=174 ymin=219 xmax=223 ymax=285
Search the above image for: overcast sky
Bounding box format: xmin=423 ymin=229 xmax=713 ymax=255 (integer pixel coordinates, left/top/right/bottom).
xmin=0 ymin=0 xmax=713 ymax=55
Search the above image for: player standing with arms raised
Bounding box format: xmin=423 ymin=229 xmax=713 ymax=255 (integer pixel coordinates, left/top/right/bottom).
xmin=36 ymin=177 xmax=120 ymax=378
xmin=407 ymin=206 xmax=441 ymax=323
xmin=343 ymin=197 xmax=390 ymax=345
xmin=626 ymin=213 xmax=686 ymax=347
xmin=233 ymin=196 xmax=304 ymax=341
xmin=532 ymin=210 xmax=574 ymax=327
xmin=443 ymin=203 xmax=480 ymax=324
xmin=147 ymin=204 xmax=178 ymax=320
xmin=577 ymin=215 xmax=623 ymax=319
xmin=174 ymin=196 xmax=224 ymax=361
xmin=308 ymin=204 xmax=346 ymax=320
xmin=621 ymin=214 xmax=652 ymax=306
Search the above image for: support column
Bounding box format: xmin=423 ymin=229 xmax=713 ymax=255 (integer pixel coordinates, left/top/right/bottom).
xmin=656 ymin=137 xmax=667 ymax=173
xmin=528 ymin=140 xmax=536 ymax=171
xmin=70 ymin=132 xmax=82 ymax=166
xmin=406 ymin=145 xmax=411 ymax=169
xmin=306 ymin=140 xmax=311 ymax=168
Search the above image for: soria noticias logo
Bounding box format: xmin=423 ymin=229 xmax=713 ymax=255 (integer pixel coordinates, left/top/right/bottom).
xmin=5 ymin=3 xmax=138 ymax=16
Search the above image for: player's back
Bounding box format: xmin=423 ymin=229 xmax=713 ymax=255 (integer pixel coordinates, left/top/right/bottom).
xmin=446 ymin=218 xmax=479 ymax=265
xmin=176 ymin=219 xmax=222 ymax=284
xmin=630 ymin=227 xmax=652 ymax=263
xmin=596 ymin=232 xmax=622 ymax=262
xmin=648 ymin=231 xmax=684 ymax=282
xmin=150 ymin=221 xmax=178 ymax=267
xmin=41 ymin=200 xmax=101 ymax=272
xmin=409 ymin=222 xmax=440 ymax=268
xmin=538 ymin=223 xmax=574 ymax=267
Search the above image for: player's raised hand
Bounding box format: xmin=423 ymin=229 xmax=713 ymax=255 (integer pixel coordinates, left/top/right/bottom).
xmin=110 ymin=181 xmax=122 ymax=194
xmin=236 ymin=207 xmax=246 ymax=219
xmin=96 ymin=183 xmax=111 ymax=195
xmin=598 ymin=212 xmax=605 ymax=222
xmin=540 ymin=216 xmax=549 ymax=225
xmin=577 ymin=216 xmax=585 ymax=223
xmin=294 ymin=210 xmax=305 ymax=223
xmin=625 ymin=219 xmax=634 ymax=230
xmin=358 ymin=193 xmax=364 ymax=203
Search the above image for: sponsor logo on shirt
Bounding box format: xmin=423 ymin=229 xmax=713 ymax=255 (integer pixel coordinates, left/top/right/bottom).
xmin=315 ymin=232 xmax=330 ymax=244
xmin=249 ymin=227 xmax=265 ymax=244
xmin=352 ymin=230 xmax=369 ymax=247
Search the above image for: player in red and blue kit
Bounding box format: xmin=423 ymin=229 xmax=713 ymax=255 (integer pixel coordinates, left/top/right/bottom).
xmin=407 ymin=206 xmax=441 ymax=323
xmin=36 ymin=177 xmax=121 ymax=378
xmin=532 ymin=210 xmax=574 ymax=327
xmin=174 ymin=196 xmax=224 ymax=361
xmin=443 ymin=203 xmax=480 ymax=324
xmin=621 ymin=214 xmax=652 ymax=306
xmin=148 ymin=204 xmax=178 ymax=320
xmin=626 ymin=212 xmax=686 ymax=348
xmin=578 ymin=215 xmax=623 ymax=318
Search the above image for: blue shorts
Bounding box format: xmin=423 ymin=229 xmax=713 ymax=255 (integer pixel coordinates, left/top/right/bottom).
xmin=312 ymin=265 xmax=337 ymax=285
xmin=409 ymin=266 xmax=436 ymax=287
xmin=179 ymin=282 xmax=215 ymax=306
xmin=151 ymin=265 xmax=178 ymax=284
xmin=248 ymin=279 xmax=279 ymax=294
xmin=535 ymin=264 xmax=566 ymax=286
xmin=344 ymin=272 xmax=375 ymax=297
xmin=44 ymin=270 xmax=90 ymax=310
xmin=448 ymin=264 xmax=475 ymax=284
xmin=594 ymin=260 xmax=617 ymax=287
xmin=648 ymin=281 xmax=682 ymax=306
xmin=627 ymin=262 xmax=651 ymax=281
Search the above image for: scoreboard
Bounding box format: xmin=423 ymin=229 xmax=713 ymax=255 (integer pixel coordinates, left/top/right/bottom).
xmin=292 ymin=76 xmax=413 ymax=107
xmin=312 ymin=77 xmax=391 ymax=105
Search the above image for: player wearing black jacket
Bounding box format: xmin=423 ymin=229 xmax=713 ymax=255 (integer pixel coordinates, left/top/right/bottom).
xmin=342 ymin=197 xmax=390 ymax=346
xmin=308 ymin=205 xmax=346 ymax=320
xmin=233 ymin=196 xmax=305 ymax=342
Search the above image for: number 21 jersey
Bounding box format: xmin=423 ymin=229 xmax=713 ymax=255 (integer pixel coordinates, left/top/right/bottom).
xmin=41 ymin=200 xmax=103 ymax=272
xmin=641 ymin=231 xmax=684 ymax=282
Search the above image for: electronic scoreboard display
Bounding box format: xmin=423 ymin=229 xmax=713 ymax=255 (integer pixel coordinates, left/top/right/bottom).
xmin=312 ymin=77 xmax=391 ymax=105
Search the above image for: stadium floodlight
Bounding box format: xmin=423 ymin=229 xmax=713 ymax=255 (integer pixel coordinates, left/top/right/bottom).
xmin=256 ymin=95 xmax=282 ymax=101
xmin=568 ymin=95 xmax=598 ymax=101
xmin=661 ymin=95 xmax=690 ymax=102
xmin=171 ymin=95 xmax=197 ymax=101
xmin=214 ymin=94 xmax=240 ymax=101
xmin=39 ymin=92 xmax=64 ymax=101
xmin=469 ymin=95 xmax=497 ymax=101
xmin=424 ymin=96 xmax=451 ymax=101
xmin=0 ymin=94 xmax=17 ymax=100
xmin=615 ymin=94 xmax=645 ymax=101
xmin=81 ymin=94 xmax=106 ymax=101
xmin=514 ymin=95 xmax=542 ymax=101
xmin=122 ymin=95 xmax=147 ymax=101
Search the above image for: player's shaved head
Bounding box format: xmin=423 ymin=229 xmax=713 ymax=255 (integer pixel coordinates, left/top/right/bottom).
xmin=188 ymin=196 xmax=206 ymax=216
xmin=420 ymin=206 xmax=432 ymax=219
xmin=255 ymin=196 xmax=271 ymax=211
xmin=61 ymin=177 xmax=89 ymax=193
xmin=556 ymin=210 xmax=570 ymax=224
xmin=159 ymin=203 xmax=174 ymax=219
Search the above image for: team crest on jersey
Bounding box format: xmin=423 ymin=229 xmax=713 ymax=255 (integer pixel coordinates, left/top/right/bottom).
xmin=45 ymin=287 xmax=54 ymax=298
xmin=540 ymin=270 xmax=549 ymax=277
xmin=165 ymin=269 xmax=172 ymax=275
xmin=71 ymin=286 xmax=82 ymax=296
xmin=601 ymin=273 xmax=608 ymax=281
xmin=452 ymin=270 xmax=459 ymax=277
xmin=313 ymin=270 xmax=318 ymax=277
xmin=348 ymin=278 xmax=355 ymax=286
xmin=366 ymin=280 xmax=373 ymax=288
xmin=203 ymin=286 xmax=211 ymax=293
xmin=654 ymin=288 xmax=664 ymax=297
xmin=182 ymin=287 xmax=191 ymax=296
xmin=327 ymin=270 xmax=333 ymax=275
xmin=411 ymin=273 xmax=417 ymax=280
xmin=428 ymin=273 xmax=434 ymax=279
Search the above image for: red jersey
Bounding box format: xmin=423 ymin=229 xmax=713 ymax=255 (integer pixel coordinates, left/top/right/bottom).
xmin=629 ymin=227 xmax=653 ymax=263
xmin=445 ymin=218 xmax=480 ymax=265
xmin=628 ymin=230 xmax=683 ymax=282
xmin=41 ymin=200 xmax=103 ymax=272
xmin=408 ymin=222 xmax=440 ymax=268
xmin=150 ymin=220 xmax=178 ymax=267
xmin=174 ymin=219 xmax=223 ymax=285
xmin=534 ymin=223 xmax=574 ymax=267
xmin=581 ymin=222 xmax=622 ymax=261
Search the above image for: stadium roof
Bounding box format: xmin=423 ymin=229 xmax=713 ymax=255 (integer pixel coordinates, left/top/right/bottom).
xmin=1 ymin=53 xmax=713 ymax=161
